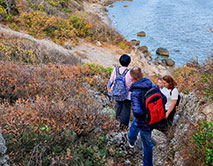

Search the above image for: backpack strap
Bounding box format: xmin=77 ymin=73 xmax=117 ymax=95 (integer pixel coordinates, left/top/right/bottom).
xmin=115 ymin=67 xmax=120 ymax=77
xmin=131 ymin=88 xmax=150 ymax=110
xmin=115 ymin=67 xmax=129 ymax=76
xmin=170 ymin=88 xmax=174 ymax=96
xmin=144 ymin=87 xmax=157 ymax=97
xmin=122 ymin=68 xmax=129 ymax=76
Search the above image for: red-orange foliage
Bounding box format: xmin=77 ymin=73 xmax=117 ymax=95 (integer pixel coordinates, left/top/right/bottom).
xmin=0 ymin=61 xmax=118 ymax=164
xmin=0 ymin=61 xmax=118 ymax=134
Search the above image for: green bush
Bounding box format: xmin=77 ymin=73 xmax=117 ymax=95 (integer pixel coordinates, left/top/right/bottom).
xmin=83 ymin=63 xmax=113 ymax=77
xmin=82 ymin=63 xmax=113 ymax=94
xmin=46 ymin=0 xmax=71 ymax=7
xmin=0 ymin=0 xmax=11 ymax=21
xmin=4 ymin=123 xmax=108 ymax=165
xmin=192 ymin=121 xmax=213 ymax=165
xmin=200 ymin=74 xmax=213 ymax=99
xmin=69 ymin=15 xmax=91 ymax=37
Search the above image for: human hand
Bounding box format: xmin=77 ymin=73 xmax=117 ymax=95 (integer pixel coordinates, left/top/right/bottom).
xmin=165 ymin=112 xmax=169 ymax=119
xmin=108 ymin=88 xmax=112 ymax=94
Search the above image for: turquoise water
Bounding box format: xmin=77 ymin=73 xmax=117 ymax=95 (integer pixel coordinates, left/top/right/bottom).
xmin=107 ymin=0 xmax=213 ymax=66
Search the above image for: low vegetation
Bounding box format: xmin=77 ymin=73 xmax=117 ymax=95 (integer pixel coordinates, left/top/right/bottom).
xmin=0 ymin=36 xmax=80 ymax=65
xmin=1 ymin=0 xmax=131 ymax=49
xmin=0 ymin=61 xmax=120 ymax=165
xmin=192 ymin=121 xmax=213 ymax=165
xmin=173 ymin=59 xmax=213 ymax=99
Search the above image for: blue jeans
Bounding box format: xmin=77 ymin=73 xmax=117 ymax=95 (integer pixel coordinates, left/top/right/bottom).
xmin=128 ymin=118 xmax=153 ymax=166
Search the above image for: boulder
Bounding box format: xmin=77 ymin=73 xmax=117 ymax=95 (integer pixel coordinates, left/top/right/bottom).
xmin=201 ymin=104 xmax=213 ymax=122
xmin=0 ymin=127 xmax=8 ymax=166
xmin=137 ymin=31 xmax=146 ymax=37
xmin=156 ymin=48 xmax=169 ymax=56
xmin=130 ymin=39 xmax=140 ymax=46
xmin=0 ymin=128 xmax=6 ymax=155
xmin=162 ymin=58 xmax=175 ymax=67
xmin=138 ymin=45 xmax=148 ymax=53
xmin=154 ymin=57 xmax=161 ymax=65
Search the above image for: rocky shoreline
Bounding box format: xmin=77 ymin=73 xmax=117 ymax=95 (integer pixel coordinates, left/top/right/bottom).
xmin=85 ymin=0 xmax=176 ymax=69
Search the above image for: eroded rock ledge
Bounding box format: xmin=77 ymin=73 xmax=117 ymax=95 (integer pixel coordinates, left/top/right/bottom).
xmin=0 ymin=128 xmax=8 ymax=166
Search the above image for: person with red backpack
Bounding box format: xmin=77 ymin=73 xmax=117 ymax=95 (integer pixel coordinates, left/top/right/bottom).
xmin=127 ymin=67 xmax=167 ymax=166
xmin=107 ymin=54 xmax=133 ymax=129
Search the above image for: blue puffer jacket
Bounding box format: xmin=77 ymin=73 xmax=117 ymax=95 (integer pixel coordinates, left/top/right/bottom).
xmin=130 ymin=77 xmax=166 ymax=131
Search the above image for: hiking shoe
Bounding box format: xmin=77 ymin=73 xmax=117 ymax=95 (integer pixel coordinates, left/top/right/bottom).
xmin=128 ymin=141 xmax=134 ymax=148
xmin=127 ymin=138 xmax=134 ymax=148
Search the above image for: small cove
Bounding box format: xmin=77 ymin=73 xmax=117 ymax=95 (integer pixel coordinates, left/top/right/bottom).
xmin=107 ymin=0 xmax=213 ymax=66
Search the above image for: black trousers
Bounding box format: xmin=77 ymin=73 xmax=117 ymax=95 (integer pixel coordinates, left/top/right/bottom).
xmin=116 ymin=99 xmax=131 ymax=126
xmin=167 ymin=107 xmax=176 ymax=126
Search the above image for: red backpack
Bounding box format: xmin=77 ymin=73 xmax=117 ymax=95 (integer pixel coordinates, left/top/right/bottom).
xmin=144 ymin=87 xmax=166 ymax=125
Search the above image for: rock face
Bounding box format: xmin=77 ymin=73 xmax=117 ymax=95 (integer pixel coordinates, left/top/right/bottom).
xmin=137 ymin=31 xmax=146 ymax=37
xmin=156 ymin=48 xmax=169 ymax=56
xmin=0 ymin=128 xmax=8 ymax=166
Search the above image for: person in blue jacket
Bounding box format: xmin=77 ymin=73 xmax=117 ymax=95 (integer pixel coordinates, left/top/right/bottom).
xmin=127 ymin=67 xmax=167 ymax=166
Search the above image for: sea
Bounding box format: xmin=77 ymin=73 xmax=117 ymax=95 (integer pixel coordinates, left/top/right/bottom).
xmin=107 ymin=0 xmax=213 ymax=66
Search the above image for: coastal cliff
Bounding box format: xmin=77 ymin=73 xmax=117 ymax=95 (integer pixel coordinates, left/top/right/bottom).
xmin=0 ymin=0 xmax=212 ymax=165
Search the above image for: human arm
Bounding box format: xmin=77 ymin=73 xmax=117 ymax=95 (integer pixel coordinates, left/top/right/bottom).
xmin=131 ymin=90 xmax=146 ymax=118
xmin=107 ymin=68 xmax=116 ymax=94
xmin=107 ymin=80 xmax=112 ymax=94
xmin=166 ymin=88 xmax=179 ymax=118
xmin=166 ymin=100 xmax=177 ymax=118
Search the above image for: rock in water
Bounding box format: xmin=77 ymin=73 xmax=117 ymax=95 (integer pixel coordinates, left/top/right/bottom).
xmin=156 ymin=48 xmax=169 ymax=56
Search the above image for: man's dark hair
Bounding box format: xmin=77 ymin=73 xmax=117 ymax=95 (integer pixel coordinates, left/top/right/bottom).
xmin=119 ymin=54 xmax=131 ymax=67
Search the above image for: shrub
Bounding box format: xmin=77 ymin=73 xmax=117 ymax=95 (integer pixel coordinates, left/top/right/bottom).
xmin=200 ymin=73 xmax=213 ymax=99
xmin=19 ymin=11 xmax=75 ymax=44
xmin=117 ymin=41 xmax=131 ymax=51
xmin=0 ymin=61 xmax=41 ymax=104
xmin=0 ymin=62 xmax=118 ymax=165
xmin=0 ymin=38 xmax=38 ymax=64
xmin=0 ymin=0 xmax=11 ymax=21
xmin=173 ymin=66 xmax=197 ymax=94
xmin=16 ymin=11 xmax=92 ymax=45
xmin=69 ymin=15 xmax=92 ymax=37
xmin=46 ymin=0 xmax=71 ymax=7
xmin=0 ymin=36 xmax=80 ymax=65
xmin=173 ymin=60 xmax=213 ymax=98
xmin=192 ymin=121 xmax=213 ymax=165
xmin=82 ymin=63 xmax=113 ymax=94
